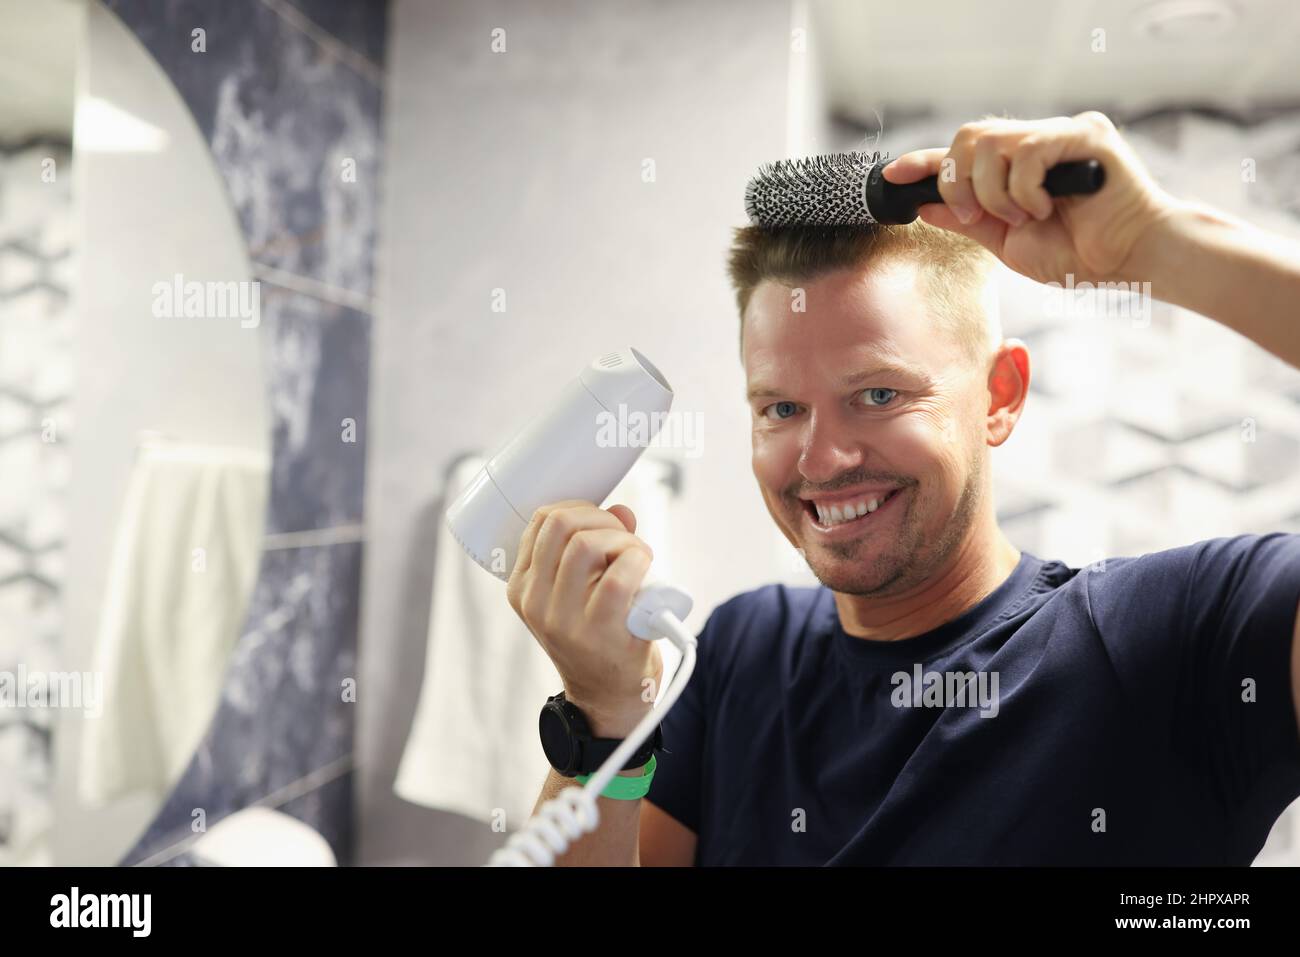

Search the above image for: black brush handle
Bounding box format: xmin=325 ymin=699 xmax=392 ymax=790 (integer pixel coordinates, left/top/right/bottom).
xmin=866 ymin=158 xmax=1105 ymax=225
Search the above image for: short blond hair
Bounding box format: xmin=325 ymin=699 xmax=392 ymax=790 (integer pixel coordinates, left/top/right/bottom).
xmin=727 ymin=221 xmax=1000 ymax=367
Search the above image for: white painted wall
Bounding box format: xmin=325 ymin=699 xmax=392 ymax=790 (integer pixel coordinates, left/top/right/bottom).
xmin=362 ymin=0 xmax=802 ymax=864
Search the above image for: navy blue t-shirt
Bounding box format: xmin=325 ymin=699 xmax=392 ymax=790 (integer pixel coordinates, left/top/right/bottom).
xmin=646 ymin=533 xmax=1300 ymax=865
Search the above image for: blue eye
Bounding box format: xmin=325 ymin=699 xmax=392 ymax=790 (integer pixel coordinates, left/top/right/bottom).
xmin=862 ymin=388 xmax=897 ymax=407
xmin=765 ymin=401 xmax=798 ymax=420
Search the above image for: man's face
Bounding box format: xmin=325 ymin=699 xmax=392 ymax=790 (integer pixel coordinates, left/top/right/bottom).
xmin=744 ymin=259 xmax=990 ymax=597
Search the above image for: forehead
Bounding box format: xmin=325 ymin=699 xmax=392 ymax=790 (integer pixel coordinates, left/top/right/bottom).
xmin=743 ymin=259 xmax=957 ymax=391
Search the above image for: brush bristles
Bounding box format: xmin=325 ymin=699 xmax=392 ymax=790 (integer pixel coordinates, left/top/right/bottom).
xmin=743 ymin=150 xmax=887 ymax=228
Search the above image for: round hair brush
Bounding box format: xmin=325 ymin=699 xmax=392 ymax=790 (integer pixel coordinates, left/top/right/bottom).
xmin=744 ymin=149 xmax=1105 ymax=228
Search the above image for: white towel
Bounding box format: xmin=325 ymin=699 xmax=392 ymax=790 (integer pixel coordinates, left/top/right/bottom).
xmin=394 ymin=455 xmax=679 ymax=830
xmin=78 ymin=441 xmax=268 ymax=807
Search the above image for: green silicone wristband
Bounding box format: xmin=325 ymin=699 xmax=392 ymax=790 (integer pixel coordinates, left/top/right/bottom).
xmin=575 ymin=754 xmax=656 ymax=799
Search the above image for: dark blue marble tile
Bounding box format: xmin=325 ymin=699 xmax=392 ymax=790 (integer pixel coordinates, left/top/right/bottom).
xmin=104 ymin=0 xmax=384 ymax=870
xmin=261 ymin=283 xmax=369 ymax=536
xmin=282 ymin=0 xmax=389 ymax=65
xmin=103 ymin=0 xmax=263 ymax=139
xmin=104 ymin=0 xmax=384 ymax=298
xmin=121 ymin=541 xmax=361 ymax=866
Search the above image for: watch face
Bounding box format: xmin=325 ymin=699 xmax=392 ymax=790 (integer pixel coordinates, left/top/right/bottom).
xmin=539 ymin=705 xmax=576 ymax=773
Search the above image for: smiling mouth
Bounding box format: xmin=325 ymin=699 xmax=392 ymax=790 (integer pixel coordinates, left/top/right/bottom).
xmin=801 ymin=487 xmax=904 ymax=530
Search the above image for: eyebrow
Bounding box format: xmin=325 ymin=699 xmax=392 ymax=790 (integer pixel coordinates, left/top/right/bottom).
xmin=746 ymin=363 xmax=922 ymax=401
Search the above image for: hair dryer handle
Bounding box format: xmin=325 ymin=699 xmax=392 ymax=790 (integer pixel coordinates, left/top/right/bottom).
xmin=626 ymin=578 xmax=693 ymax=641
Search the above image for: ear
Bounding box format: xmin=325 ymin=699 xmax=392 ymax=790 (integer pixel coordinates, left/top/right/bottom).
xmin=986 ymin=338 xmax=1030 ymax=447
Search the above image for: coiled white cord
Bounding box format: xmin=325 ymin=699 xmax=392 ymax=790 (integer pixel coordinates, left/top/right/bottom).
xmin=486 ymin=606 xmax=698 ymax=867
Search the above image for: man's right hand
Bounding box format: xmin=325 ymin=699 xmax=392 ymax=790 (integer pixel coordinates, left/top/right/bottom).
xmin=506 ymin=499 xmax=663 ymax=738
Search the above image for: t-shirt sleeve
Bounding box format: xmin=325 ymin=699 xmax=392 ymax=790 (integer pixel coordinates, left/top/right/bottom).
xmin=1086 ymin=533 xmax=1300 ymax=850
xmin=644 ymin=607 xmax=716 ymax=835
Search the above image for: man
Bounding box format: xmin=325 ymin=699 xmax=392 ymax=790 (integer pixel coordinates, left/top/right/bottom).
xmin=508 ymin=112 xmax=1300 ymax=865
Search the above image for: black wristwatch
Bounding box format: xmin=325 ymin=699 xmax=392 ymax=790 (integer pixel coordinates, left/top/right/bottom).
xmin=539 ymin=691 xmax=663 ymax=777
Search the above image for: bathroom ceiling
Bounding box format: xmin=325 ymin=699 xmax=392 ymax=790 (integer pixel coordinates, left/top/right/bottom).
xmin=811 ymin=0 xmax=1300 ymax=124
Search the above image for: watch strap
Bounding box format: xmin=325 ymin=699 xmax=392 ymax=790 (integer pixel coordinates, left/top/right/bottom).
xmin=575 ymin=754 xmax=656 ymax=799
xmin=581 ymin=720 xmax=662 ymax=772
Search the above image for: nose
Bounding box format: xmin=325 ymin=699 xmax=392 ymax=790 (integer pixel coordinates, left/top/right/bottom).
xmin=798 ymin=408 xmax=864 ymax=485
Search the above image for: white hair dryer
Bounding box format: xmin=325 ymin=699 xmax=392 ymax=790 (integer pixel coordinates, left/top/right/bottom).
xmin=444 ymin=347 xmax=698 ymax=866
xmin=446 ymin=347 xmax=692 ymax=638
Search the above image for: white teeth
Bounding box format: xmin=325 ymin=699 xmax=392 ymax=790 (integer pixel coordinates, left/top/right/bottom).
xmin=811 ymin=490 xmax=896 ymax=526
